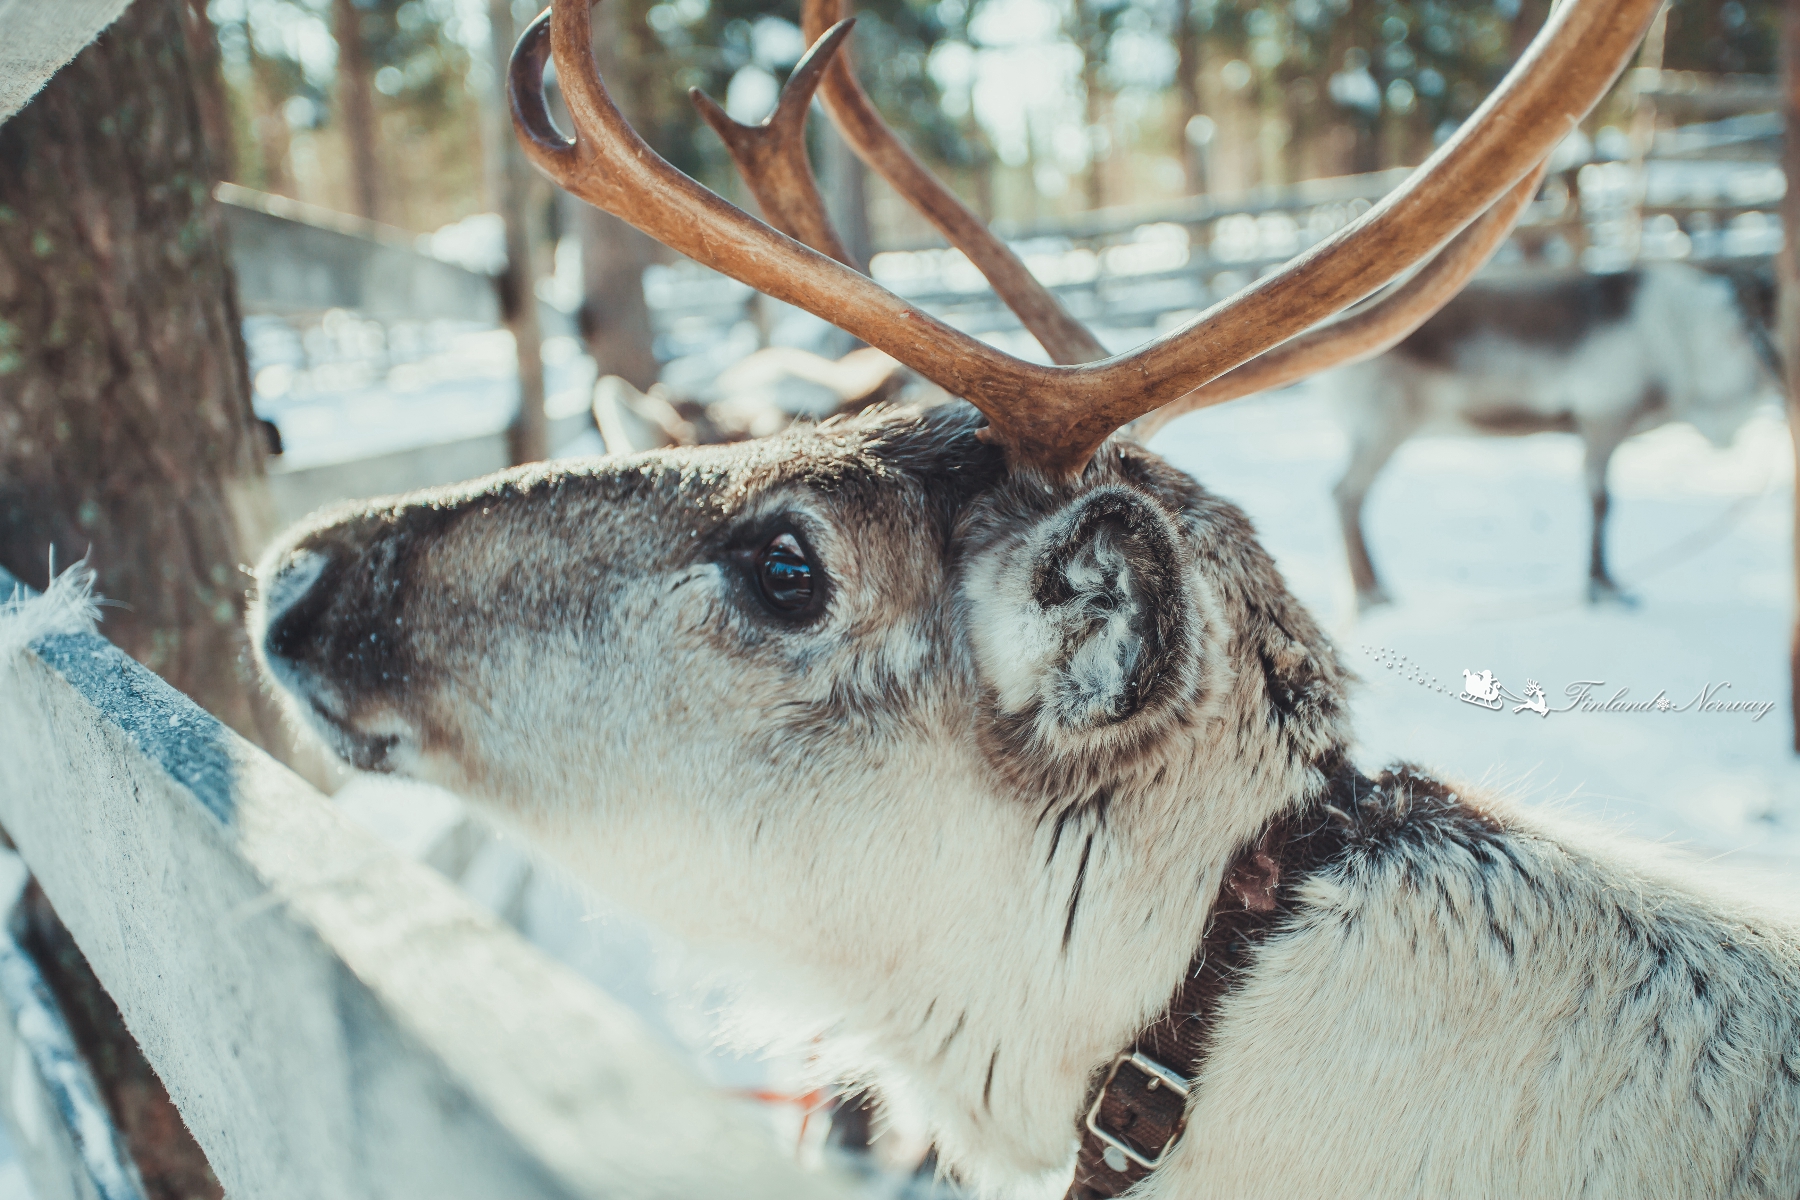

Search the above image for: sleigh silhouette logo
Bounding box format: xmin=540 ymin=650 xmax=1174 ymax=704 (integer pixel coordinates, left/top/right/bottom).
xmin=1460 ymin=669 xmax=1504 ymax=710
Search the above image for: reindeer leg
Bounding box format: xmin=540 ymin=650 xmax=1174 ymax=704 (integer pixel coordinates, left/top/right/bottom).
xmin=1335 ymin=479 xmax=1388 ymax=611
xmin=1333 ymin=381 xmax=1418 ymax=612
xmin=1580 ymin=427 xmax=1637 ymax=606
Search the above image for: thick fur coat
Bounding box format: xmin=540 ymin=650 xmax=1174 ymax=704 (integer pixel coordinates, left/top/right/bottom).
xmin=252 ymin=402 xmax=1800 ymax=1198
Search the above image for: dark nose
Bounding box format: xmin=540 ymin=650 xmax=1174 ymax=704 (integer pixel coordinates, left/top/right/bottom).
xmin=260 ymin=548 xmax=339 ymax=665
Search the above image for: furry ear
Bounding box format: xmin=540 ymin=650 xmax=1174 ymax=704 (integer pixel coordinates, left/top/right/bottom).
xmin=965 ymin=485 xmax=1205 ymax=773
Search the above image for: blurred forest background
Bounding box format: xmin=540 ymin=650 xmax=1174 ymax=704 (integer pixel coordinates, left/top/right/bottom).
xmin=210 ymin=0 xmax=1777 ymax=244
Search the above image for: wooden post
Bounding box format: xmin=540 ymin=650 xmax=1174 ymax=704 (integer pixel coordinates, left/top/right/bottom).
xmin=1174 ymin=0 xmax=1208 ymax=196
xmin=487 ymin=0 xmax=549 ymax=464
xmin=1782 ymin=0 xmax=1800 ymax=751
xmin=820 ymin=121 xmax=872 ymax=275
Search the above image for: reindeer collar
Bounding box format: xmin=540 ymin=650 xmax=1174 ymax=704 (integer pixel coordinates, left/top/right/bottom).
xmin=1064 ymin=759 xmax=1383 ymax=1199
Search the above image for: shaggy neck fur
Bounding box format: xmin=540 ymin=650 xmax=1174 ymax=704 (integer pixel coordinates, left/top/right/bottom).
xmin=521 ymin=738 xmax=1317 ymax=1196
xmin=492 ymin=592 xmax=1338 ymax=1195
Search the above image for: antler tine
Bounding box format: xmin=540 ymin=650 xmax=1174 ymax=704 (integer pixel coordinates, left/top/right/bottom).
xmin=690 ymin=20 xmax=861 ymax=269
xmin=1016 ymin=0 xmax=1661 ymax=476
xmin=513 ymin=0 xmax=1658 ymax=482
xmin=800 ymin=0 xmax=1107 ymax=366
xmin=508 ymin=8 xmax=579 ymax=172
xmin=1135 ymin=160 xmax=1551 ymax=440
xmin=511 ymin=1 xmax=1066 ymax=430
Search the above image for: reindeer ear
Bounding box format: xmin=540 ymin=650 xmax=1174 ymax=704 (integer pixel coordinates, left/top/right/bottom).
xmin=966 ymin=485 xmax=1200 ymax=745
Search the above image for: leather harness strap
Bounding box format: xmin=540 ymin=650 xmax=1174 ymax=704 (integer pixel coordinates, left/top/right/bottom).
xmin=1062 ymin=762 xmax=1381 ymax=1199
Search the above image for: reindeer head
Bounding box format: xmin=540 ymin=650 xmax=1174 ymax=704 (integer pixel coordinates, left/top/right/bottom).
xmin=252 ymin=0 xmax=1657 ymax=1178
xmin=254 ymin=400 xmax=1346 ymax=928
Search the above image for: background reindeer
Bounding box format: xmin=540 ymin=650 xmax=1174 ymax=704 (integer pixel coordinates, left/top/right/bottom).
xmin=592 ymin=345 xmax=923 ymax=452
xmin=1328 ymin=262 xmax=1781 ymax=608
xmin=248 ymin=0 xmax=1800 ymax=1196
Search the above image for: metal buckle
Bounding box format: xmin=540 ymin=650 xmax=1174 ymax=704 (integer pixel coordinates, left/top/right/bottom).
xmin=1083 ymin=1051 xmax=1190 ymax=1171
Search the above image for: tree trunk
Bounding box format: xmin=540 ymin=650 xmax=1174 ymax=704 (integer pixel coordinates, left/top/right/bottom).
xmin=183 ymin=0 xmax=235 ymax=179
xmin=332 ymin=0 xmax=383 ymax=222
xmin=575 ymin=0 xmax=660 ymax=391
xmin=820 ymin=120 xmax=872 ymax=274
xmin=1174 ymin=0 xmax=1207 ymax=195
xmin=1083 ymin=69 xmax=1108 ymax=210
xmin=1067 ymin=0 xmax=1108 ymax=210
xmin=244 ymin=43 xmax=297 ymax=195
xmin=486 ymin=0 xmax=548 ymax=464
xmin=1781 ymin=0 xmax=1800 ymax=751
xmin=577 ymin=203 xmax=662 ymax=391
xmin=0 ymin=0 xmax=283 ymax=748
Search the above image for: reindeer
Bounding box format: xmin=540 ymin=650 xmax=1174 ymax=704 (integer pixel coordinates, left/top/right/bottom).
xmin=1327 ymin=262 xmax=1781 ymax=608
xmin=594 ymin=345 xmax=920 ymax=452
xmin=249 ymin=1 xmax=1800 ymax=1195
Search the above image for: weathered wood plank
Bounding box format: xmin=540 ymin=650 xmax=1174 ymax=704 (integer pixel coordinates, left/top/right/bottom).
xmin=0 ymin=580 xmax=846 ymax=1200
xmin=0 ymin=0 xmax=133 ymax=126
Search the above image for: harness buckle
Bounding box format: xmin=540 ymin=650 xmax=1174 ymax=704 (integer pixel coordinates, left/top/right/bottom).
xmin=1082 ymin=1050 xmax=1190 ymax=1171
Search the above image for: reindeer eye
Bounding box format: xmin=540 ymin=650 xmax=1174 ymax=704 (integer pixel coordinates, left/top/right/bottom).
xmin=755 ymin=532 xmax=815 ymax=615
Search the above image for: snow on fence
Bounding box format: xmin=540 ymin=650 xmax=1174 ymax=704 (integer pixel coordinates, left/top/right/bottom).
xmin=0 ymin=567 xmax=850 ymax=1200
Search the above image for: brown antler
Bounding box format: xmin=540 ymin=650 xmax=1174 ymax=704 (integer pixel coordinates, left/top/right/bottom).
xmin=1135 ymin=159 xmax=1551 ymax=439
xmin=512 ymin=0 xmax=1659 ymax=480
xmin=689 ymin=20 xmax=861 ymax=269
xmin=798 ymin=0 xmax=1107 ymax=366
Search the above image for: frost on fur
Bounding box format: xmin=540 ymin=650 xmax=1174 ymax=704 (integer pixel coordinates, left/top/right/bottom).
xmin=0 ymin=564 xmax=100 ymax=661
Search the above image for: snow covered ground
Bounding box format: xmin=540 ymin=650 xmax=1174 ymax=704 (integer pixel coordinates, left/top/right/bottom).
xmin=247 ymin=320 xmax=599 ymax=469
xmin=0 ymin=1126 xmax=33 ymax=1200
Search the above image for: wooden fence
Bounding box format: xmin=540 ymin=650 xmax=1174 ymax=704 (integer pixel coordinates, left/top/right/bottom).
xmin=862 ymin=149 xmax=1779 ymax=345
xmin=220 ymin=185 xmax=502 ymax=324
xmin=0 ymin=567 xmax=852 ymax=1199
xmin=0 ymin=1 xmax=133 ymax=124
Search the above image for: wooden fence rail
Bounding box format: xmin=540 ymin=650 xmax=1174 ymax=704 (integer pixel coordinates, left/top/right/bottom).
xmin=219 ymin=185 xmax=501 ymax=323
xmin=0 ymin=567 xmax=850 ymax=1200
xmin=0 ymin=1 xmax=133 ymax=125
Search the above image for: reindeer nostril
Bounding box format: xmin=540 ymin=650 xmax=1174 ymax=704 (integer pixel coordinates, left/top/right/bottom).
xmin=262 ymin=549 xmax=337 ymax=663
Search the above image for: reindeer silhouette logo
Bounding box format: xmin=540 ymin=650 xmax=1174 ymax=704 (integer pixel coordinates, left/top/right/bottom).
xmin=1514 ymin=680 xmax=1550 ymax=717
